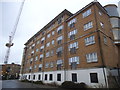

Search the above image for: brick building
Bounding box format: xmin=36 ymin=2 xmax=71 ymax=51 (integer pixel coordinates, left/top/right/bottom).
xmin=0 ymin=63 xmax=21 ymax=80
xmin=20 ymin=1 xmax=120 ymax=87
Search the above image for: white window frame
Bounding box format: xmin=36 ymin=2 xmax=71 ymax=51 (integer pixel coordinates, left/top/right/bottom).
xmin=86 ymin=52 xmax=98 ymax=63
xmin=34 ymin=65 xmax=37 ymax=69
xmin=37 ymin=40 xmax=40 ymax=44
xmin=46 ymin=42 xmax=50 ymax=47
xmin=100 ymin=22 xmax=104 ymax=28
xmin=84 ymin=21 xmax=93 ymax=31
xmin=51 ymin=40 xmax=54 ymax=45
xmin=82 ymin=9 xmax=91 ymax=18
xmin=68 ymin=18 xmax=77 ymax=26
xmin=56 ymin=46 xmax=63 ymax=53
xmin=35 ymin=56 xmax=38 ymax=61
xmin=40 ymin=45 xmax=44 ymax=49
xmin=68 ymin=29 xmax=77 ymax=38
xmin=68 ymin=42 xmax=78 ymax=51
xmin=57 ymin=25 xmax=63 ymax=32
xmin=30 ymin=58 xmax=33 ymax=62
xmin=51 ymin=50 xmax=54 ymax=56
xmin=52 ymin=31 xmax=55 ymax=35
xmin=31 ymin=50 xmax=34 ymax=54
xmin=39 ymin=64 xmax=42 ymax=68
xmin=41 ymin=37 xmax=45 ymax=41
xmin=69 ymin=56 xmax=79 ymax=65
xmin=84 ymin=35 xmax=95 ymax=46
xmin=47 ymin=33 xmax=51 ymax=38
xmin=40 ymin=54 xmax=43 ymax=58
xmin=57 ymin=59 xmax=63 ymax=65
xmin=36 ymin=48 xmax=39 ymax=52
xmin=46 ymin=52 xmax=50 ymax=57
xmin=57 ymin=36 xmax=63 ymax=41
xmin=45 ymin=62 xmax=49 ymax=68
xmin=50 ymin=62 xmax=54 ymax=68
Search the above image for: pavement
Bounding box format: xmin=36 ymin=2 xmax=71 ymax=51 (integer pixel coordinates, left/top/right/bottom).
xmin=2 ymin=80 xmax=57 ymax=88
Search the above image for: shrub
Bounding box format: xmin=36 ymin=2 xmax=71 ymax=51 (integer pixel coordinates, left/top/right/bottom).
xmin=33 ymin=81 xmax=44 ymax=85
xmin=20 ymin=79 xmax=32 ymax=83
xmin=60 ymin=81 xmax=87 ymax=88
xmin=20 ymin=79 xmax=29 ymax=82
xmin=46 ymin=82 xmax=59 ymax=87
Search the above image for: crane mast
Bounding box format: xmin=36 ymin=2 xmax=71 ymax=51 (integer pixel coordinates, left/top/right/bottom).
xmin=4 ymin=0 xmax=25 ymax=64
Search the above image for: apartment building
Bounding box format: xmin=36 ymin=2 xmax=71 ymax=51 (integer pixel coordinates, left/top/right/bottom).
xmin=0 ymin=63 xmax=21 ymax=80
xmin=20 ymin=1 xmax=119 ymax=87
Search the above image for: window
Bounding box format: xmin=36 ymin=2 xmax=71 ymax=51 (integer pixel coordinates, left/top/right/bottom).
xmin=42 ymin=31 xmax=45 ymax=35
xmin=56 ymin=47 xmax=63 ymax=57
xmin=29 ymin=66 xmax=32 ymax=72
xmin=100 ymin=22 xmax=104 ymax=28
xmin=32 ymin=44 xmax=35 ymax=49
xmin=35 ymin=56 xmax=38 ymax=61
xmin=99 ymin=11 xmax=102 ymax=16
xmin=41 ymin=37 xmax=45 ymax=44
xmin=90 ymin=73 xmax=98 ymax=83
xmin=29 ymin=46 xmax=31 ymax=49
xmin=28 ymin=75 xmax=30 ymax=79
xmin=69 ymin=56 xmax=79 ymax=69
xmin=33 ymin=75 xmax=35 ymax=80
xmin=31 ymin=50 xmax=34 ymax=56
xmin=57 ymin=17 xmax=63 ymax=24
xmin=68 ymin=18 xmax=76 ymax=28
xmin=104 ymin=36 xmax=107 ymax=44
xmin=57 ymin=60 xmax=63 ymax=70
xmin=38 ymin=64 xmax=42 ymax=71
xmin=82 ymin=9 xmax=91 ymax=18
xmin=49 ymin=74 xmax=53 ymax=81
xmin=37 ymin=40 xmax=40 ymax=44
xmin=36 ymin=48 xmax=39 ymax=52
xmin=86 ymin=52 xmax=98 ymax=63
xmin=51 ymin=40 xmax=54 ymax=45
xmin=69 ymin=56 xmax=79 ymax=65
xmin=46 ymin=42 xmax=50 ymax=47
xmin=57 ymin=74 xmax=61 ymax=81
xmin=45 ymin=62 xmax=49 ymax=68
xmin=47 ymin=33 xmax=51 ymax=38
xmin=48 ymin=24 xmax=54 ymax=31
xmin=68 ymin=29 xmax=77 ymax=40
xmin=84 ymin=21 xmax=93 ymax=31
xmin=34 ymin=65 xmax=37 ymax=69
xmin=46 ymin=52 xmax=50 ymax=57
xmin=52 ymin=31 xmax=55 ymax=35
xmin=84 ymin=36 xmax=95 ymax=46
xmin=57 ymin=25 xmax=63 ymax=34
xmin=38 ymin=74 xmax=41 ymax=80
xmin=40 ymin=46 xmax=44 ymax=52
xmin=51 ymin=50 xmax=54 ymax=56
xmin=45 ymin=74 xmax=47 ymax=80
xmin=72 ymin=73 xmax=77 ymax=82
xmin=69 ymin=42 xmax=78 ymax=53
xmin=30 ymin=58 xmax=33 ymax=64
xmin=57 ymin=36 xmax=63 ymax=45
xmin=50 ymin=62 xmax=54 ymax=68
xmin=40 ymin=54 xmax=43 ymax=61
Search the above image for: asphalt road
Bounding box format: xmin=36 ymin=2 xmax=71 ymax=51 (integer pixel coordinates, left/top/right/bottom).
xmin=2 ymin=80 xmax=57 ymax=89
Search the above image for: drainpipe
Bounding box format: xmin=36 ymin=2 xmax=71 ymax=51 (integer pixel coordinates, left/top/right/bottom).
xmin=93 ymin=3 xmax=108 ymax=88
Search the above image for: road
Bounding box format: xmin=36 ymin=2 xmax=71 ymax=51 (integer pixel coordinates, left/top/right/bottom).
xmin=2 ymin=80 xmax=57 ymax=89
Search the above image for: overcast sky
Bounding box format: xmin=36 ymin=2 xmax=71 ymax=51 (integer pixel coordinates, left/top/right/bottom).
xmin=1 ymin=0 xmax=119 ymax=65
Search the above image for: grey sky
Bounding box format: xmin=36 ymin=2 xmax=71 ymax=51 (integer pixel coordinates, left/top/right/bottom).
xmin=1 ymin=0 xmax=119 ymax=65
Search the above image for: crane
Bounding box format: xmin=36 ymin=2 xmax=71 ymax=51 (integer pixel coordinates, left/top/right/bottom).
xmin=4 ymin=0 xmax=25 ymax=64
